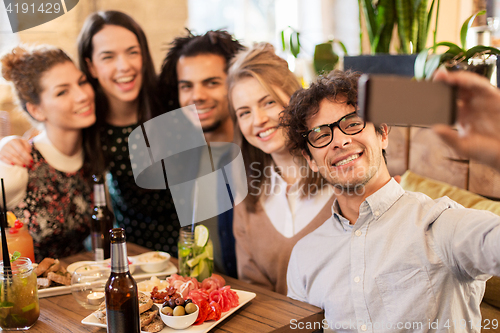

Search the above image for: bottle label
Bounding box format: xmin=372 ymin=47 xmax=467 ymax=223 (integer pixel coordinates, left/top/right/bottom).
xmin=94 ymin=184 xmax=106 ymax=206
xmin=95 ymin=248 xmax=104 ymax=262
xmin=110 ymin=243 xmax=129 ymax=273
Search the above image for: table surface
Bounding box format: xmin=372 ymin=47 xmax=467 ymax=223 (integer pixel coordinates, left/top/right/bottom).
xmin=29 ymin=243 xmax=324 ymax=332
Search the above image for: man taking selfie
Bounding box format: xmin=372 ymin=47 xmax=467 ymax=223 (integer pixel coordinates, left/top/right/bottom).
xmin=282 ymin=70 xmax=500 ymax=332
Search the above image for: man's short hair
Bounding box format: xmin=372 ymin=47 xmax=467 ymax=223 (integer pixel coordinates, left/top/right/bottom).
xmin=281 ymin=70 xmax=387 ymax=162
xmin=158 ymin=29 xmax=245 ymax=112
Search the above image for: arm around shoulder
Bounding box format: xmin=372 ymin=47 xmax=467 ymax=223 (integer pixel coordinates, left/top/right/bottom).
xmin=0 ymin=161 xmax=29 ymax=209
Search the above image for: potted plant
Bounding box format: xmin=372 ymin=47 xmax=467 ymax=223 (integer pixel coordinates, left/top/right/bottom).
xmin=414 ymin=10 xmax=500 ymax=81
xmin=280 ymin=27 xmax=348 ymax=81
xmin=344 ymin=0 xmax=440 ymax=76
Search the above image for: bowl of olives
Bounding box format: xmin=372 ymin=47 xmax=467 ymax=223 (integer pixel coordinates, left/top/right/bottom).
xmin=160 ymin=297 xmax=199 ymax=329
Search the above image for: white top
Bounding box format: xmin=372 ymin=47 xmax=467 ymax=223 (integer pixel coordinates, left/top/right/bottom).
xmin=261 ymin=167 xmax=334 ymax=238
xmin=0 ymin=132 xmax=84 ymax=209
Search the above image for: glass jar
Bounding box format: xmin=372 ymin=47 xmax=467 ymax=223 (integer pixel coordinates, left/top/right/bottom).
xmin=0 ymin=258 xmax=39 ymax=330
xmin=178 ymin=226 xmax=213 ymax=282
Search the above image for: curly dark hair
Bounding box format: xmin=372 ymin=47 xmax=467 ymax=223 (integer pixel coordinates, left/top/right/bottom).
xmin=158 ymin=29 xmax=245 ymax=112
xmin=282 ymin=70 xmax=386 ymax=162
xmin=1 ymin=45 xmax=72 ymax=112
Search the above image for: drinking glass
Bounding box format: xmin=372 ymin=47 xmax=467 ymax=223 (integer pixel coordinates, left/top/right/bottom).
xmin=0 ymin=258 xmax=39 ymax=330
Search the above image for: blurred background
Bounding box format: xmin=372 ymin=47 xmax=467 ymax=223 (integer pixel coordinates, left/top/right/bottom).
xmin=0 ymin=0 xmax=498 ymax=136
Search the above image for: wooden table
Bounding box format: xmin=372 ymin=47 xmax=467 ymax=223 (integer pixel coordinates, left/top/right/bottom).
xmin=28 ymin=243 xmax=324 ymax=332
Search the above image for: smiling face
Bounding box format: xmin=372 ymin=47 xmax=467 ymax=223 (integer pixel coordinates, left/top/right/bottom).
xmin=232 ymin=76 xmax=289 ymax=156
xmin=303 ymin=98 xmax=389 ymax=193
xmin=176 ymin=54 xmax=230 ymax=133
xmin=86 ymin=24 xmax=143 ymax=107
xmin=30 ymin=61 xmax=95 ymax=131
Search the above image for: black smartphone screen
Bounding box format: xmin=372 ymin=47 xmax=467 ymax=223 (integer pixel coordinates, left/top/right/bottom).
xmin=358 ymin=74 xmax=457 ymax=126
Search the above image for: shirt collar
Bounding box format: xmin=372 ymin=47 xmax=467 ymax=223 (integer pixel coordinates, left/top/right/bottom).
xmin=331 ymin=178 xmax=404 ymax=229
xmin=268 ymin=166 xmax=300 ymax=194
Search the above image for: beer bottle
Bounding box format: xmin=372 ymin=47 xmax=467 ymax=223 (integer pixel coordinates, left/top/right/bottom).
xmin=105 ymin=228 xmax=140 ymax=333
xmin=91 ymin=175 xmax=114 ymax=261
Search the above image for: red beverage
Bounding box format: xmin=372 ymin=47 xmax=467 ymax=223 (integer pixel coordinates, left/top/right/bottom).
xmin=0 ymin=225 xmax=35 ymax=263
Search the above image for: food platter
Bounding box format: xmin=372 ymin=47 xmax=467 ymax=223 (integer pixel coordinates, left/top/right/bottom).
xmin=39 ymin=258 xmax=177 ymax=298
xmin=81 ymin=289 xmax=256 ymax=332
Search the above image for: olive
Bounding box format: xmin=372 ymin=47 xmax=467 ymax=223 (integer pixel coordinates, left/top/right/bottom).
xmin=175 ymin=297 xmax=185 ymax=306
xmin=185 ymin=303 xmax=197 ymax=314
xmin=161 ymin=306 xmax=173 ymax=316
xmin=162 ymin=301 xmax=170 ymax=308
xmin=173 ymin=305 xmax=186 ymax=316
xmin=184 ymin=299 xmax=192 ymax=305
xmin=168 ymin=298 xmax=176 ymax=309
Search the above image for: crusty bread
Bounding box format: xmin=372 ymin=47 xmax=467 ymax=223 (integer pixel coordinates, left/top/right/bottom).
xmin=43 ymin=259 xmax=60 ymax=277
xmin=35 ymin=258 xmax=55 ymax=276
xmin=93 ymin=301 xmax=107 ymax=324
xmin=94 ymin=294 xmax=155 ymax=325
xmin=138 ymin=292 xmax=153 ymax=314
xmin=142 ymin=315 xmax=165 ymax=332
xmin=47 ymin=271 xmax=71 ymax=286
xmin=37 ymin=277 xmax=50 ymax=289
xmin=140 ymin=307 xmax=158 ymax=328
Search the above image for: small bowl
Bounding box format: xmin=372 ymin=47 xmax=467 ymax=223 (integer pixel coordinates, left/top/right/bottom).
xmin=134 ymin=251 xmax=170 ymax=273
xmin=67 ymin=259 xmax=136 ymax=275
xmin=160 ymin=304 xmax=199 ymax=330
xmin=71 ymin=265 xmax=110 ymax=310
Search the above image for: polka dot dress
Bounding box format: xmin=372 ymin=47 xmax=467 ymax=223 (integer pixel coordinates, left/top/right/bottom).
xmin=101 ymin=124 xmax=180 ymax=256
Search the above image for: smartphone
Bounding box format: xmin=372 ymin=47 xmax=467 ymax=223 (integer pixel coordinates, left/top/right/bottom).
xmin=358 ymin=74 xmax=457 ymax=126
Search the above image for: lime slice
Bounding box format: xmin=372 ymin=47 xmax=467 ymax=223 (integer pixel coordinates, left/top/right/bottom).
xmin=21 ymin=303 xmax=36 ymax=312
xmin=198 ymin=259 xmax=211 ymax=281
xmin=189 ymin=263 xmax=199 ymax=278
xmin=194 ymin=225 xmax=209 ymax=248
xmin=186 ymin=251 xmax=208 ymax=268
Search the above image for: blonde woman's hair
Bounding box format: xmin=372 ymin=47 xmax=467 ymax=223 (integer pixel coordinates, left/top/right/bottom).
xmin=227 ymin=42 xmax=327 ymax=212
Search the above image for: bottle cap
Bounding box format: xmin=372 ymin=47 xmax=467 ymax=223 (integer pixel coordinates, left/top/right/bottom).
xmin=110 ymin=228 xmax=126 ymax=243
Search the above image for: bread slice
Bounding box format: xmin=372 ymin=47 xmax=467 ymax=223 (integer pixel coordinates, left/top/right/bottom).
xmin=34 ymin=258 xmax=55 ymax=276
xmin=93 ymin=301 xmax=107 ymax=324
xmin=138 ymin=292 xmax=153 ymax=314
xmin=47 ymin=271 xmax=71 ymax=286
xmin=43 ymin=259 xmax=61 ymax=277
xmin=37 ymin=277 xmax=51 ymax=289
xmin=140 ymin=307 xmax=158 ymax=328
xmin=142 ymin=315 xmax=165 ymax=332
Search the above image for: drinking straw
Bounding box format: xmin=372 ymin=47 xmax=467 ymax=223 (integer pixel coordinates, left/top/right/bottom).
xmin=191 ymin=181 xmax=198 ymax=233
xmin=1 ymin=179 xmax=12 ymax=293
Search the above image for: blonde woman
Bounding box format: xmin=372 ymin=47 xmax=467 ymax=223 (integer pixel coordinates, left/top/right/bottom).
xmin=227 ymin=43 xmax=334 ymax=294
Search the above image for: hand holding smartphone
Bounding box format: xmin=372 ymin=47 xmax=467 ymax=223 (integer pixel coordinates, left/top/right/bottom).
xmin=358 ymin=74 xmax=457 ymax=126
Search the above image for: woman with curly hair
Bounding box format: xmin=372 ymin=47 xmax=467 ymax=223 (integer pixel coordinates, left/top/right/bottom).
xmin=0 ymin=45 xmax=95 ymax=261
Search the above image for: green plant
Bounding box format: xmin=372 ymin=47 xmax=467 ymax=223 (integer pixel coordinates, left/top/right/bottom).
xmin=359 ymin=0 xmax=440 ymax=54
xmin=415 ymin=10 xmax=500 ymax=80
xmin=281 ymin=27 xmax=301 ymax=58
xmin=313 ymin=39 xmax=348 ymax=75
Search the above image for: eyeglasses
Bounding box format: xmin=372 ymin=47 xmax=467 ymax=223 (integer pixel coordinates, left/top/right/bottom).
xmin=302 ymin=112 xmax=366 ymax=148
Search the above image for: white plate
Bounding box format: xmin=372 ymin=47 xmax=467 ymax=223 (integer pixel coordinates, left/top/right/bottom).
xmin=81 ymin=289 xmax=256 ymax=332
xmin=38 ymin=261 xmax=177 ymax=298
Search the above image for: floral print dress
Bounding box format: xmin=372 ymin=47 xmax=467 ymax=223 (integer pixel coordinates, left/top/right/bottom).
xmin=13 ymin=145 xmax=92 ymax=262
